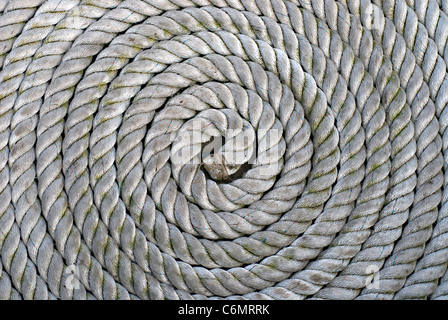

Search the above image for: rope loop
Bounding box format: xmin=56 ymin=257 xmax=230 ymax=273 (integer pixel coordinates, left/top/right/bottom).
xmin=0 ymin=0 xmax=447 ymax=300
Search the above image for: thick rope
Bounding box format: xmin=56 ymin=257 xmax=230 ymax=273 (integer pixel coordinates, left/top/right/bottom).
xmin=0 ymin=0 xmax=447 ymax=300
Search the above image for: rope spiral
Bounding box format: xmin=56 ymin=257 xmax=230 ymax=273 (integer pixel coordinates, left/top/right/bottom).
xmin=1 ymin=0 xmax=448 ymax=300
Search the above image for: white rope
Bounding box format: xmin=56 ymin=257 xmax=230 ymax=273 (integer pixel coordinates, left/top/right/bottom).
xmin=0 ymin=0 xmax=447 ymax=300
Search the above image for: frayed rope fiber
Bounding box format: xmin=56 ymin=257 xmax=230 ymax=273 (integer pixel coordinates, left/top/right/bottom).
xmin=1 ymin=0 xmax=448 ymax=300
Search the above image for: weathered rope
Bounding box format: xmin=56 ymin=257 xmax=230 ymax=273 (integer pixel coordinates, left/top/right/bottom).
xmin=0 ymin=0 xmax=447 ymax=300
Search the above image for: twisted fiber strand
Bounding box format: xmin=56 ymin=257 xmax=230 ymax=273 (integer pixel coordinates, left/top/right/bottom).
xmin=57 ymin=5 xmax=390 ymax=298
xmin=35 ymin=1 xmax=218 ymax=300
xmin=29 ymin=2 xmax=328 ymax=298
xmin=363 ymin=0 xmax=443 ymax=300
xmin=333 ymin=0 xmax=444 ymax=300
xmin=120 ymin=1 xmax=444 ymax=298
xmin=278 ymin=0 xmax=436 ymax=300
xmin=1 ymin=0 xmax=90 ymax=299
xmin=136 ymin=2 xmax=372 ymax=298
xmin=9 ymin=0 xmax=205 ymax=295
xmin=171 ymin=0 xmax=412 ymax=300
xmin=191 ymin=0 xmax=383 ymax=300
xmin=0 ymin=0 xmax=420 ymax=300
xmin=1 ymin=0 xmax=328 ymax=300
xmin=202 ymin=0 xmax=393 ymax=299
xmin=0 ymin=0 xmax=416 ymax=300
xmin=6 ymin=1 xmax=340 ymax=298
xmin=67 ymin=32 xmax=329 ymax=297
xmin=267 ymin=0 xmax=389 ymax=298
xmin=424 ymin=0 xmax=448 ymax=300
xmin=12 ymin=0 xmax=254 ymax=300
xmin=288 ymin=0 xmax=440 ymax=300
xmin=65 ymin=5 xmax=352 ymax=298
xmin=265 ymin=0 xmax=404 ymax=299
xmin=187 ymin=0 xmax=436 ymax=300
xmin=0 ymin=0 xmax=422 ymax=300
xmin=393 ymin=0 xmax=448 ymax=300
xmin=1 ymin=0 xmax=447 ymax=300
xmin=1 ymin=0 xmax=143 ymax=300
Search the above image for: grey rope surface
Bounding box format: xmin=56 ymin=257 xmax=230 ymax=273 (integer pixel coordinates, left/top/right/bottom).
xmin=0 ymin=0 xmax=448 ymax=300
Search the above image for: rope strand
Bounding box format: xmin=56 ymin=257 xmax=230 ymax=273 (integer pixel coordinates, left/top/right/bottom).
xmin=0 ymin=0 xmax=447 ymax=300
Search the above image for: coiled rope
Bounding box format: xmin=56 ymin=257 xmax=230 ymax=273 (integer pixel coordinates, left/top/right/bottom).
xmin=0 ymin=0 xmax=448 ymax=300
